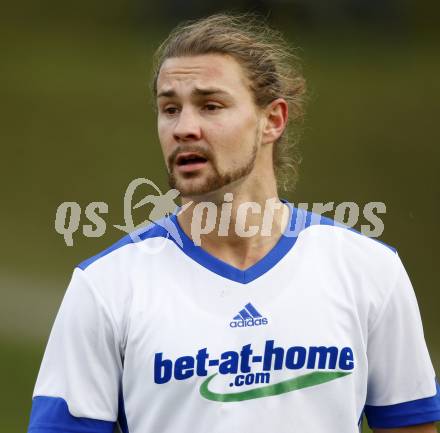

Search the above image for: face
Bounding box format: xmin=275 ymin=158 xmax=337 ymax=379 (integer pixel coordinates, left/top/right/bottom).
xmin=156 ymin=54 xmax=263 ymax=198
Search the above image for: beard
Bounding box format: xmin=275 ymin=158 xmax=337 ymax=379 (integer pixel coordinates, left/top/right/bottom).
xmin=168 ymin=140 xmax=258 ymax=197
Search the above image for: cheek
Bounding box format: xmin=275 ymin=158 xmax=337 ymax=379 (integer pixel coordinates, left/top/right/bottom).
xmin=208 ymin=111 xmax=257 ymax=150
xmin=157 ymin=118 xmax=167 ymax=140
xmin=157 ymin=120 xmax=173 ymax=155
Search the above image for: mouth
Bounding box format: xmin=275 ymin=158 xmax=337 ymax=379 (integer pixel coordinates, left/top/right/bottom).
xmin=175 ymin=152 xmax=209 ymax=173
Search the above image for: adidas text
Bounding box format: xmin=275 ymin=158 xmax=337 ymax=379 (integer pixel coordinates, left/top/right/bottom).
xmin=229 ymin=317 xmax=268 ymax=328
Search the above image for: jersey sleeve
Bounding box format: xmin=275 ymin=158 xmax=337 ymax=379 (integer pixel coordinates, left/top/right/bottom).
xmin=364 ymin=253 xmax=440 ymax=428
xmin=27 ymin=267 xmax=123 ymax=433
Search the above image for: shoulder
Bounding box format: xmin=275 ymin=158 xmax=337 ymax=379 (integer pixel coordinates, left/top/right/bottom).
xmin=289 ymin=207 xmax=407 ymax=330
xmin=74 ymin=216 xmax=184 ymax=299
xmin=68 ymin=217 xmax=182 ymax=333
xmin=292 ymin=206 xmax=396 ymax=258
xmin=290 ymin=206 xmax=401 ymax=290
xmin=77 ymin=216 xmax=176 ymax=272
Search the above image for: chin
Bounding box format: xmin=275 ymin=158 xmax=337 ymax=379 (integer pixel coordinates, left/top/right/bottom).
xmin=171 ymin=174 xmax=227 ymax=199
xmin=175 ymin=182 xmax=217 ymax=198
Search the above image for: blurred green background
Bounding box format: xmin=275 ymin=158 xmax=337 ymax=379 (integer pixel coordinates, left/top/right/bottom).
xmin=1 ymin=1 xmax=439 ymax=431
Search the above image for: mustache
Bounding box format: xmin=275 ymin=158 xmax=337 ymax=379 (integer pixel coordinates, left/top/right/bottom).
xmin=168 ymin=145 xmax=215 ymax=167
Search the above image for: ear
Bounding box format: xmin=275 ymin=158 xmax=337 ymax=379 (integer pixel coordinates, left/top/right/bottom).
xmin=261 ymin=98 xmax=288 ymax=145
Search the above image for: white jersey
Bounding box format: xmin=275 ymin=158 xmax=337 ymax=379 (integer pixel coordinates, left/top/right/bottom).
xmin=28 ymin=204 xmax=440 ymax=433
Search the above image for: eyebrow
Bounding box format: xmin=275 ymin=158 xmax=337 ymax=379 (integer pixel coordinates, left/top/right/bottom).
xmin=157 ymin=87 xmax=231 ymax=98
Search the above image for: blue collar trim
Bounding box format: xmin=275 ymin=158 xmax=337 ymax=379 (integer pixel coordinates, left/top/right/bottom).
xmin=169 ymin=202 xmax=303 ymax=284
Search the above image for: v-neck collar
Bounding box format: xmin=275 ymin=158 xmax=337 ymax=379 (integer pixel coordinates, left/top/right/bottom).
xmin=169 ymin=202 xmax=304 ymax=284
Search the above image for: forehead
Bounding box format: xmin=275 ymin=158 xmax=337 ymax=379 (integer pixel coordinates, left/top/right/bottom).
xmin=156 ymin=54 xmax=250 ymax=96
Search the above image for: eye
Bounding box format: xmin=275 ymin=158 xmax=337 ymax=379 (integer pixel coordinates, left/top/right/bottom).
xmin=203 ymin=103 xmax=222 ymax=111
xmin=163 ymin=106 xmax=179 ymax=115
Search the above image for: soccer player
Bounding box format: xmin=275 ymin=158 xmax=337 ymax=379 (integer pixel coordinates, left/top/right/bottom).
xmin=27 ymin=14 xmax=440 ymax=433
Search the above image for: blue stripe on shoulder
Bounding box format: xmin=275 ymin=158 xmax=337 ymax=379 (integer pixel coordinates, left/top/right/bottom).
xmin=28 ymin=396 xmax=115 ymax=433
xmin=300 ymin=208 xmax=396 ymax=253
xmin=77 ymin=219 xmax=170 ymax=270
xmin=364 ymin=382 xmax=440 ymax=428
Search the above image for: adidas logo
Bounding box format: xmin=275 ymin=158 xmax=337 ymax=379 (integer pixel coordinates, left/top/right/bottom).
xmin=229 ymin=303 xmax=268 ymax=328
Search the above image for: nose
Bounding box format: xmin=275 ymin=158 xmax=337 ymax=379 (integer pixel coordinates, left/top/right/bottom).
xmin=173 ymin=106 xmax=202 ymax=142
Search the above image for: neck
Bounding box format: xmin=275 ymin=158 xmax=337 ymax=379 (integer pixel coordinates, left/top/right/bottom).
xmin=176 ymin=175 xmax=290 ymax=270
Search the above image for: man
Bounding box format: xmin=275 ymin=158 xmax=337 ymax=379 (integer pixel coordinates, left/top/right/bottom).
xmin=27 ymin=14 xmax=440 ymax=433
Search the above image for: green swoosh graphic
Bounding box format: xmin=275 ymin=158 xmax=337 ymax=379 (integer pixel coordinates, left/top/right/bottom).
xmin=200 ymin=371 xmax=351 ymax=402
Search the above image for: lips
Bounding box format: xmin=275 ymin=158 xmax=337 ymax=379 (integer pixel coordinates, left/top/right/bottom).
xmin=175 ymin=152 xmax=208 ymax=166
